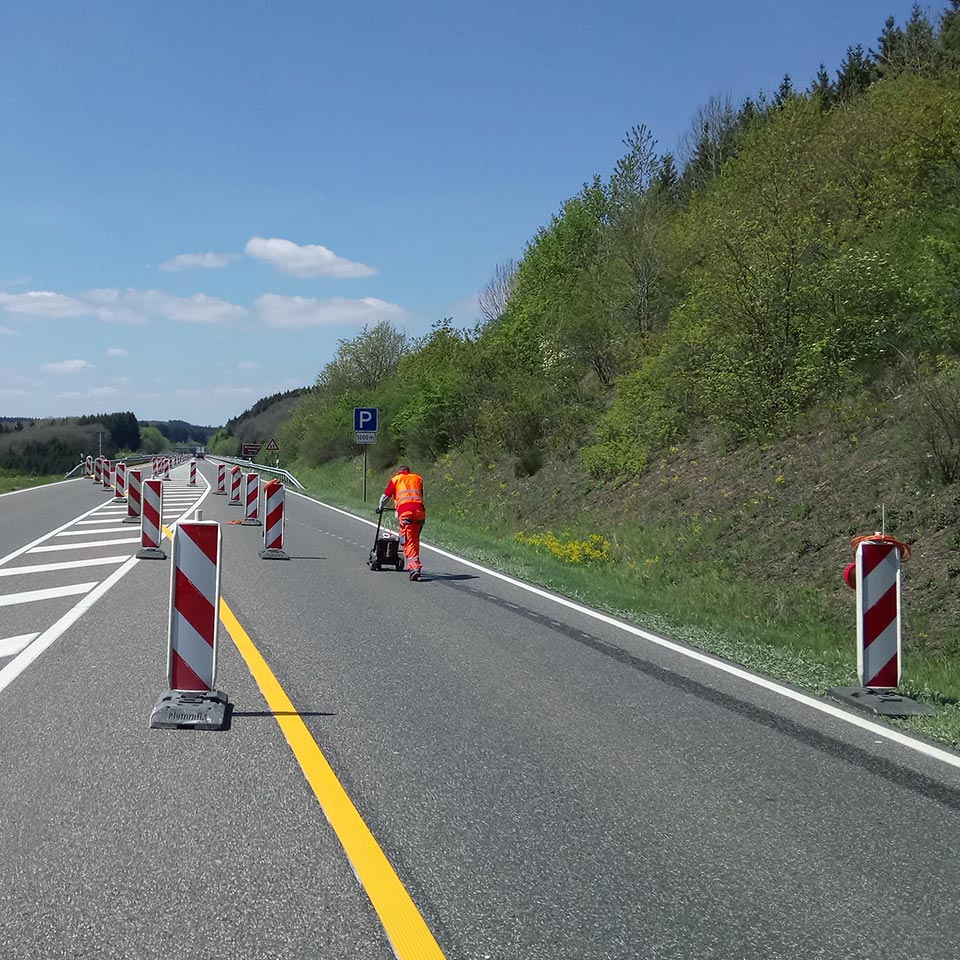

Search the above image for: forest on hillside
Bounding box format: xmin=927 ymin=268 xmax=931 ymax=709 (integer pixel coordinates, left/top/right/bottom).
xmin=215 ymin=4 xmax=960 ymax=496
xmin=0 ymin=414 xmax=213 ymax=473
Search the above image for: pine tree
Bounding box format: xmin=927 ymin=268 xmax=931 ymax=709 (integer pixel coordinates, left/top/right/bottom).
xmin=810 ymin=63 xmax=835 ymax=109
xmin=774 ymin=73 xmax=795 ymax=108
xmin=941 ymin=0 xmax=960 ymax=64
xmin=901 ymin=3 xmax=938 ymax=74
xmin=836 ymin=44 xmax=875 ymax=102
xmin=872 ymin=15 xmax=905 ymax=76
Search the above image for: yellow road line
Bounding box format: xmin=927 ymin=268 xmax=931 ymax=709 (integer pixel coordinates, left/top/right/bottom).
xmin=218 ymin=597 xmax=446 ymax=960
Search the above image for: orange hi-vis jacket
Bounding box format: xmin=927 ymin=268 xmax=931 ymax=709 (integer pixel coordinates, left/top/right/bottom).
xmin=384 ymin=471 xmax=425 ymax=518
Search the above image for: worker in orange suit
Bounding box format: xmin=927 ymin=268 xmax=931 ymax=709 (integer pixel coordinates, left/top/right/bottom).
xmin=378 ymin=464 xmax=425 ymax=581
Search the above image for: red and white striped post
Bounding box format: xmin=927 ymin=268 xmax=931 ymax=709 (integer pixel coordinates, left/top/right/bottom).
xmin=149 ymin=518 xmax=229 ymax=730
xmin=213 ymin=462 xmax=227 ymax=495
xmin=123 ymin=469 xmax=143 ymax=523
xmin=162 ymin=457 xmax=171 ymax=481
xmin=167 ymin=520 xmax=221 ymax=691
xmin=855 ymin=538 xmax=904 ymax=688
xmin=242 ymin=472 xmax=261 ymax=525
xmin=260 ymin=479 xmax=289 ymax=559
xmin=137 ymin=478 xmax=166 ymax=559
xmin=102 ymin=459 xmax=113 ymax=491
xmin=112 ymin=461 xmax=127 ymax=503
xmin=93 ymin=457 xmax=102 ymax=484
xmin=189 ymin=458 xmax=197 ymax=486
xmin=85 ymin=455 xmax=94 ymax=478
xmin=229 ymin=465 xmax=242 ymax=505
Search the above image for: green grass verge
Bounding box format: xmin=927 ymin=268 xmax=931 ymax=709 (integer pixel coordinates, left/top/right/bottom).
xmin=292 ymin=459 xmax=960 ymax=751
xmin=0 ymin=469 xmax=67 ymax=494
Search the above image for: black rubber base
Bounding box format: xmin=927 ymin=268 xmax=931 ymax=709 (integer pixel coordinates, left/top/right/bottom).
xmin=260 ymin=548 xmax=290 ymax=560
xmin=828 ymin=686 xmax=935 ymax=717
xmin=150 ymin=689 xmax=231 ymax=730
xmin=135 ymin=547 xmax=166 ymax=560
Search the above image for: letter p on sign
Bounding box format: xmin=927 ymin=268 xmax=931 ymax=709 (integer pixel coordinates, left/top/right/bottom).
xmin=354 ymin=407 xmax=378 ymax=432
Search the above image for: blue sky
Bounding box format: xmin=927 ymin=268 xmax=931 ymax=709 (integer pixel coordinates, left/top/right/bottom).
xmin=0 ymin=0 xmax=920 ymax=427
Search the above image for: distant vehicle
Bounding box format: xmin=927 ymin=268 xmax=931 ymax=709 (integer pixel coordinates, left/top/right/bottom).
xmin=195 ymin=446 xmax=205 ymax=459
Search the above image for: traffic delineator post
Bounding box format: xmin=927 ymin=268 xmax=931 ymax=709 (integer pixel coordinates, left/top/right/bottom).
xmin=830 ymin=533 xmax=933 ymax=717
xmin=189 ymin=458 xmax=197 ymax=486
xmin=213 ymin=462 xmax=227 ymax=495
xmin=149 ymin=519 xmax=229 ymax=730
xmin=242 ymin=472 xmax=261 ymax=525
xmin=260 ymin=479 xmax=289 ymax=559
xmin=856 ymin=538 xmax=902 ymax=689
xmin=229 ymin=465 xmax=242 ymax=505
xmin=111 ymin=461 xmax=127 ymax=504
xmin=123 ymin=469 xmax=142 ymax=524
xmin=102 ymin=459 xmax=113 ymax=491
xmin=93 ymin=457 xmax=103 ymax=484
xmin=137 ymin=478 xmax=166 ymax=559
xmin=85 ymin=455 xmax=94 ymax=478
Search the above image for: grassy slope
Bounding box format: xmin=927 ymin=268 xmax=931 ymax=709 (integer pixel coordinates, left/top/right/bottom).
xmin=0 ymin=469 xmax=66 ymax=495
xmin=291 ymin=398 xmax=960 ymax=749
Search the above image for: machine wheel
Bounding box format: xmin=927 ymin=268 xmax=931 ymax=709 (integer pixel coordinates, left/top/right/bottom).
xmin=369 ymin=560 xmax=381 ymax=571
xmin=396 ymin=556 xmax=405 ymax=571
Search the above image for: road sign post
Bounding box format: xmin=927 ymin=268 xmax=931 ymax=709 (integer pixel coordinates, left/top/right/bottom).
xmin=354 ymin=408 xmax=378 ymax=502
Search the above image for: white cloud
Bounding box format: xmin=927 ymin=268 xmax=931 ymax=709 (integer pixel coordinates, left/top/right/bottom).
xmin=85 ymin=289 xmax=246 ymax=325
xmin=160 ymin=252 xmax=237 ymax=271
xmin=42 ymin=359 xmax=94 ymax=374
xmin=106 ymin=347 xmax=128 ymax=356
xmin=0 ymin=291 xmax=90 ymax=318
xmin=0 ymin=287 xmax=247 ymax=326
xmin=245 ymin=237 xmax=375 ymax=279
xmin=56 ymin=386 xmax=118 ymax=399
xmin=236 ymin=360 xmax=260 ymax=370
xmin=0 ymin=325 xmax=17 ymax=336
xmin=254 ymin=294 xmax=405 ymax=329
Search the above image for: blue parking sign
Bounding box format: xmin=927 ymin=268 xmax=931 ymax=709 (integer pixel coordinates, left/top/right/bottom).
xmin=354 ymin=407 xmax=378 ymax=432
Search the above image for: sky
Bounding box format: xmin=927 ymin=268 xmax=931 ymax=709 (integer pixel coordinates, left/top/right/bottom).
xmin=0 ymin=0 xmax=922 ymax=427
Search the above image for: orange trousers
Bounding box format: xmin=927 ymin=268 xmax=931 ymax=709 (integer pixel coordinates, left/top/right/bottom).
xmin=398 ymin=512 xmax=424 ymax=571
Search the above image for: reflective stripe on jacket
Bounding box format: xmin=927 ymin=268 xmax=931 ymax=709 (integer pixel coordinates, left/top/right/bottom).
xmin=389 ymin=472 xmax=424 ymax=516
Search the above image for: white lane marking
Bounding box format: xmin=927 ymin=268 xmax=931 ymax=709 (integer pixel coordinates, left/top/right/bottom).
xmin=77 ymin=518 xmax=131 ymax=525
xmin=29 ymin=537 xmax=141 ymax=553
xmin=0 ymin=634 xmax=38 ymax=656
xmin=0 ymin=499 xmax=113 ymax=567
xmin=0 ymin=582 xmax=97 ymax=607
xmin=0 ymin=559 xmax=138 ymax=694
xmin=56 ymin=527 xmax=130 ymax=537
xmin=0 ymin=556 xmax=128 ymax=577
xmin=291 ymin=490 xmax=960 ymax=772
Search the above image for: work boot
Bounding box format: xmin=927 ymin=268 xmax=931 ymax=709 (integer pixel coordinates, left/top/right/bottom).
xmin=409 ymin=569 xmax=421 ymax=581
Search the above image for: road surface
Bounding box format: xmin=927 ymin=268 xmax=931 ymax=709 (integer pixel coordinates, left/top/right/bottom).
xmin=1 ymin=460 xmax=959 ymax=959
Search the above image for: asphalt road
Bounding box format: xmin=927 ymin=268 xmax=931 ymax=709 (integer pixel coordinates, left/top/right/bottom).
xmin=2 ymin=460 xmax=959 ymax=959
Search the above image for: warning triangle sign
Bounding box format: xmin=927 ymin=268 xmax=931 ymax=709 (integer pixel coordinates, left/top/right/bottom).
xmin=265 ymin=438 xmax=279 ymax=451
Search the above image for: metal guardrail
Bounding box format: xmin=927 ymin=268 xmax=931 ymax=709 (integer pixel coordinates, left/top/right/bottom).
xmin=63 ymin=454 xmax=153 ymax=480
xmin=208 ymin=454 xmax=305 ymax=490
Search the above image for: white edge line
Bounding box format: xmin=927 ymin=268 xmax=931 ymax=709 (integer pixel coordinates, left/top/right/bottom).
xmin=0 ymin=557 xmax=139 ymax=695
xmin=0 ymin=476 xmax=84 ymax=500
xmin=288 ymin=489 xmax=960 ymax=772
